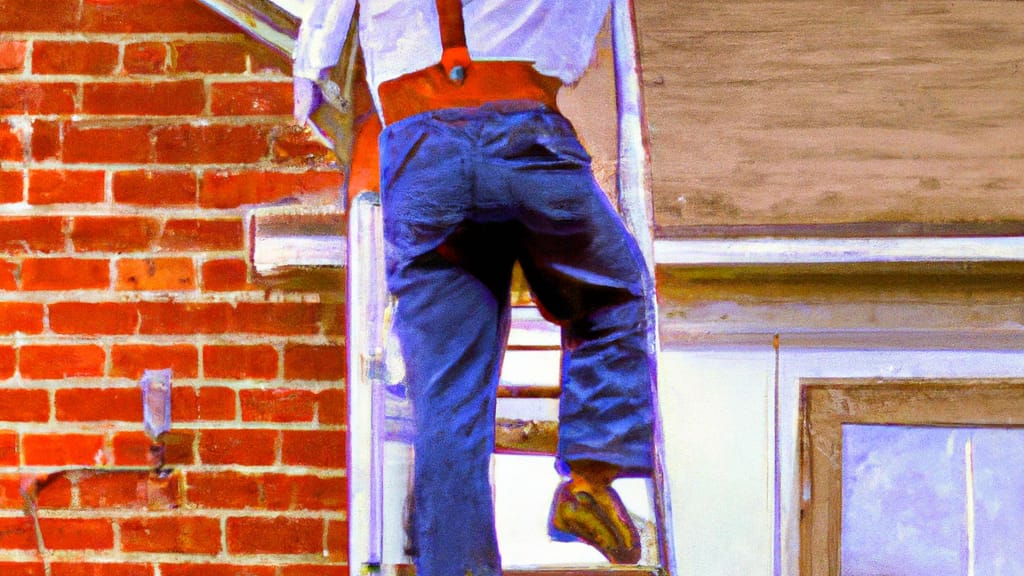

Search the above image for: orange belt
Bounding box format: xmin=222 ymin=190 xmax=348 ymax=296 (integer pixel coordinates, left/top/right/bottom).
xmin=377 ymin=61 xmax=560 ymax=126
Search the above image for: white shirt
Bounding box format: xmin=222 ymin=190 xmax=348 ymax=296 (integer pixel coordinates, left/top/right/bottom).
xmin=294 ymin=0 xmax=611 ymax=100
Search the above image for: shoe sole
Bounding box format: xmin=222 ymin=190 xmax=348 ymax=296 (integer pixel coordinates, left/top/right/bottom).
xmin=548 ymin=489 xmax=641 ymax=564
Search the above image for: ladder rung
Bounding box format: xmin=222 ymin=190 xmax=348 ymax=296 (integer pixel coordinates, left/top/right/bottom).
xmin=497 ymin=384 xmax=560 ymax=399
xmin=391 ymin=564 xmax=663 ymax=576
xmin=495 ymin=418 xmax=557 ymax=455
xmin=505 ymin=565 xmax=663 ymax=569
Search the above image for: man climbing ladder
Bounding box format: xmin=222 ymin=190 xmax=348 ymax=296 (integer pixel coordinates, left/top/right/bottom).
xmin=293 ymin=1 xmax=659 ymax=574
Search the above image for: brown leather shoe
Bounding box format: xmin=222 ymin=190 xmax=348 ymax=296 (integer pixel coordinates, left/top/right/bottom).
xmin=547 ymin=479 xmax=642 ymax=564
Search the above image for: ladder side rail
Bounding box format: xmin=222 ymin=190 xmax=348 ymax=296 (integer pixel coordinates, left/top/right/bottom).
xmin=611 ymin=1 xmax=677 ymax=574
xmin=612 ymin=0 xmax=655 ymax=275
xmin=347 ymin=192 xmax=388 ymax=574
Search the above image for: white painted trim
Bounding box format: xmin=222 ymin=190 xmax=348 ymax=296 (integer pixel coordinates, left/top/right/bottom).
xmin=267 ymin=0 xmax=309 ymax=18
xmin=199 ymin=0 xmax=295 ymax=54
xmin=654 ymin=237 xmax=1024 ymax=265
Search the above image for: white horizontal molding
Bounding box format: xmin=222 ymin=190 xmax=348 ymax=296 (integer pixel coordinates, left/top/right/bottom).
xmin=654 ymin=237 xmax=1024 ymax=265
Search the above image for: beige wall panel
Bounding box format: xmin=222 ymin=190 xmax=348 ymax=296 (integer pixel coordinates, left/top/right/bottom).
xmin=636 ymin=1 xmax=1024 ymax=232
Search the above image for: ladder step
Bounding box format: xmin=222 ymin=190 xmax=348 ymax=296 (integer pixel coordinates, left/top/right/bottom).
xmin=497 ymin=384 xmax=560 ymax=399
xmin=495 ymin=418 xmax=558 ymax=455
xmin=391 ymin=564 xmax=662 ymax=576
xmin=505 ymin=565 xmax=663 ymax=569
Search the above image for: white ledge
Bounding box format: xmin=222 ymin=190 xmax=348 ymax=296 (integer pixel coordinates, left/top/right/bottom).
xmin=653 ymin=237 xmax=1024 ymax=265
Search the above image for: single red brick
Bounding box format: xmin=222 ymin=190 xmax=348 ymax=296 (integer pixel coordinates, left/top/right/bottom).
xmin=199 ymin=387 xmax=237 ymax=420
xmin=64 ymin=125 xmax=151 ymax=164
xmin=326 ymin=519 xmax=347 ymax=562
xmin=0 ymin=0 xmax=78 ymax=32
xmin=226 ymin=516 xmax=323 ymax=554
xmin=116 ymin=258 xmax=196 ymax=291
xmin=33 ymin=473 xmax=74 ymax=508
xmin=284 ymin=345 xmax=345 ymax=381
xmin=282 ymin=430 xmax=345 ymax=468
xmin=32 ymin=41 xmax=119 ymax=75
xmin=0 ymin=171 xmax=23 ymax=203
xmin=124 ymin=43 xmax=167 ymax=75
xmin=171 ymin=41 xmax=248 ymax=74
xmin=22 ymin=433 xmax=104 ymax=466
xmin=0 ymin=262 xmax=17 ymax=290
xmin=0 ymin=474 xmax=23 ymax=508
xmin=83 ymin=81 xmax=205 ymax=116
xmin=0 ymin=302 xmax=45 ymax=334
xmin=185 ymin=470 xmax=261 ymax=509
xmin=280 ymin=565 xmax=347 ymax=576
xmin=111 ymin=344 xmax=199 ymax=379
xmin=317 ymin=389 xmax=346 ymax=426
xmin=0 ymin=346 xmax=15 ymax=379
xmin=211 ymin=82 xmax=293 ymax=116
xmin=201 ymin=259 xmax=250 ymax=292
xmin=39 ymin=518 xmax=114 ymax=550
xmin=160 ymin=219 xmax=244 ymax=251
xmin=263 ymin=473 xmax=346 ymax=511
xmin=160 ymin=565 xmax=274 ymax=576
xmin=0 ymin=563 xmax=45 ymax=576
xmin=0 ymin=83 xmax=77 ymax=115
xmin=77 ymin=471 xmax=148 ymax=508
xmin=50 ymin=302 xmax=138 ymax=335
xmin=121 ymin=516 xmax=220 ymax=554
xmin=28 ymin=169 xmax=105 ymax=205
xmin=30 ymin=119 xmax=61 ymax=161
xmin=0 ymin=41 xmax=28 ymax=73
xmin=160 ymin=431 xmax=197 ymax=465
xmin=168 ymin=387 xmax=198 ymax=421
xmin=112 ymin=170 xmax=196 ymax=206
xmin=81 ymin=0 xmax=236 ymax=34
xmin=113 ymin=431 xmax=195 ymax=467
xmin=137 ymin=302 xmax=232 ymax=334
xmin=0 ymin=216 xmax=65 ymax=253
xmin=19 ymin=345 xmax=105 ymax=379
xmin=51 ymin=563 xmax=153 ymax=576
xmin=0 ymin=517 xmax=37 ymax=549
xmin=55 ymin=388 xmax=143 ymax=422
xmin=0 ymin=389 xmax=49 ymax=422
xmin=200 ymin=170 xmax=344 ymax=208
xmin=234 ymin=302 xmax=321 ymax=335
xmin=198 ymin=429 xmax=277 ymax=466
xmin=0 ymin=431 xmax=17 ymax=466
xmin=110 ymin=432 xmax=152 ymax=466
xmin=71 ymin=216 xmax=160 ymax=253
xmin=0 ymin=122 xmax=22 ymax=161
xmin=240 ymin=389 xmax=316 ymax=423
xmin=153 ymin=124 xmax=268 ymax=165
xmin=204 ymin=345 xmax=278 ymax=380
xmin=21 ymin=259 xmax=110 ymax=291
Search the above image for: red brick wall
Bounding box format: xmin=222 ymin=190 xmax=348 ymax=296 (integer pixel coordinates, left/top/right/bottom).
xmin=0 ymin=1 xmax=348 ymax=574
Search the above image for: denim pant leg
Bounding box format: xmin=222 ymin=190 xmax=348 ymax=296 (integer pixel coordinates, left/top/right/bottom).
xmin=380 ymin=116 xmax=511 ymax=576
xmin=477 ymin=108 xmax=656 ymax=476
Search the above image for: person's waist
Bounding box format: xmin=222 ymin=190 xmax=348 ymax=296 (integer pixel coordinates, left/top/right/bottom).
xmin=377 ymin=60 xmax=561 ymax=126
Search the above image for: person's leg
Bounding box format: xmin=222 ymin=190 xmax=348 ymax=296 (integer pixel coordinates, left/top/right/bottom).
xmin=388 ymin=246 xmax=512 ymax=576
xmin=478 ymin=106 xmax=656 ymax=563
xmin=483 ymin=108 xmax=655 ymax=477
xmin=381 ymin=113 xmax=516 ymax=576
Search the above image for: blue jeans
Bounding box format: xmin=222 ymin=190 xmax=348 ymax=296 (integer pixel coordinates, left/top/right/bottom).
xmin=380 ymin=102 xmax=655 ymax=576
